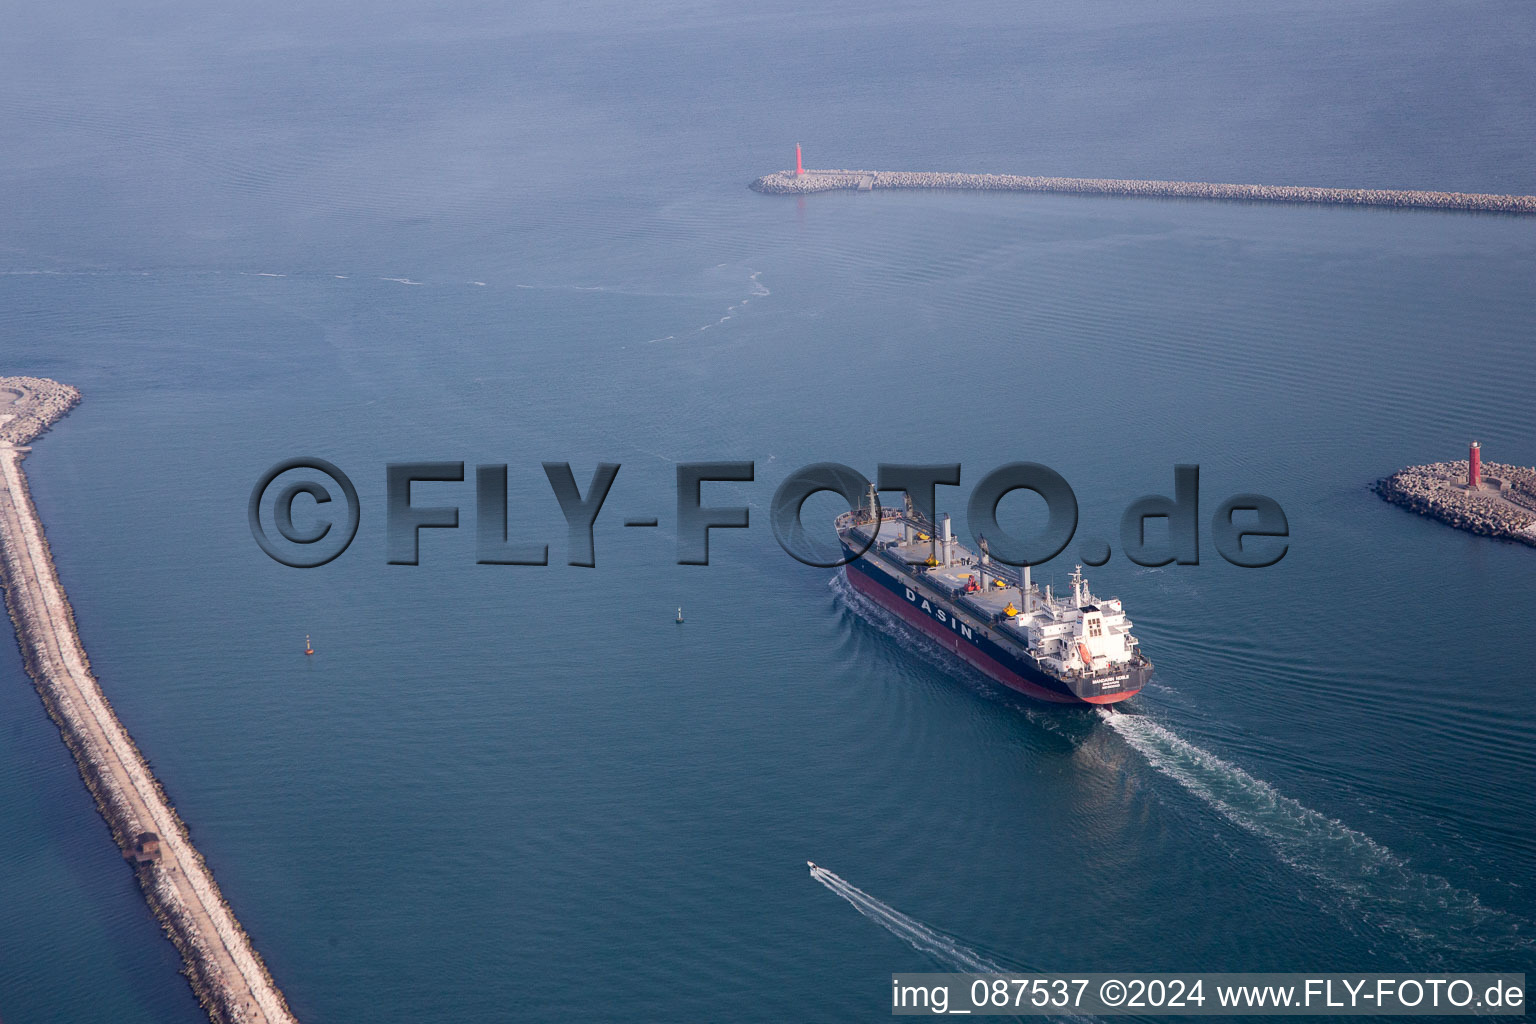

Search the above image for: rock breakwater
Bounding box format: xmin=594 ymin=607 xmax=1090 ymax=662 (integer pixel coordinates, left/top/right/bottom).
xmin=750 ymin=170 xmax=1536 ymax=214
xmin=0 ymin=375 xmax=80 ymax=444
xmin=1374 ymin=460 xmax=1536 ymax=545
xmin=0 ymin=377 xmax=299 ymax=1024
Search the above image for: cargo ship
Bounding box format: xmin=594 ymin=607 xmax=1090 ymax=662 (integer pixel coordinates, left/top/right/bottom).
xmin=837 ymin=488 xmax=1150 ymax=704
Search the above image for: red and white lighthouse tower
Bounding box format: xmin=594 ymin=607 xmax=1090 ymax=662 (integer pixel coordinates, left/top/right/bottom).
xmin=795 ymin=143 xmax=804 ymax=177
xmin=1469 ymin=440 xmax=1482 ymax=490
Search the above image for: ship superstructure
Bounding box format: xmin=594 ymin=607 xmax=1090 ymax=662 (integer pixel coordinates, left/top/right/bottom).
xmin=836 ymin=488 xmax=1150 ymax=704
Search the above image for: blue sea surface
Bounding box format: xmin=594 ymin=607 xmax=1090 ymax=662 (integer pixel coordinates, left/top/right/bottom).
xmin=1 ymin=0 xmax=1533 ymax=1020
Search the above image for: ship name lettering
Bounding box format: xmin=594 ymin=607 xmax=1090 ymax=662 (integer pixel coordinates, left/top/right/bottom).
xmin=903 ymin=587 xmax=975 ymax=640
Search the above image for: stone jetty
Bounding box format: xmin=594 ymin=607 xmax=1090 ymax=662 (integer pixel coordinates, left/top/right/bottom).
xmin=750 ymin=169 xmax=1536 ymax=214
xmin=1374 ymin=459 xmax=1536 ymax=546
xmin=0 ymin=377 xmax=299 ymax=1024
xmin=0 ymin=376 xmax=79 ymax=444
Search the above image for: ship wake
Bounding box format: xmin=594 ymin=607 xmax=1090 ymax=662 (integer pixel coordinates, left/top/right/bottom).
xmin=829 ymin=574 xmax=954 ymax=672
xmin=1101 ymin=711 xmax=1533 ymax=965
xmin=808 ymin=863 xmax=1006 ymax=973
xmin=808 ymin=864 xmax=1096 ymax=1022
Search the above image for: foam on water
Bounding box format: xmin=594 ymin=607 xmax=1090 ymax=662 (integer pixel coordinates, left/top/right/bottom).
xmin=1101 ymin=711 xmax=1533 ymax=965
xmin=809 ymin=863 xmax=1007 ymax=973
xmin=809 ymin=864 xmax=1096 ymax=1022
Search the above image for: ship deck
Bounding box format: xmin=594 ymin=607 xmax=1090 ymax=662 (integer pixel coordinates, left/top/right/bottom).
xmin=847 ymin=517 xmax=1031 ymax=631
xmin=842 ymin=510 xmax=1148 ymax=699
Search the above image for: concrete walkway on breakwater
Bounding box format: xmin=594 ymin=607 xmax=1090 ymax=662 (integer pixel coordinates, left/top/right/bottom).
xmin=0 ymin=377 xmax=298 ymax=1024
xmin=1374 ymin=460 xmax=1536 ymax=546
xmin=750 ymin=169 xmax=1536 ymax=214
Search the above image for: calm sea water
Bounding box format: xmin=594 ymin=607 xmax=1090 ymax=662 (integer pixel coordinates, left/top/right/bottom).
xmin=1 ymin=1 xmax=1533 ymax=1020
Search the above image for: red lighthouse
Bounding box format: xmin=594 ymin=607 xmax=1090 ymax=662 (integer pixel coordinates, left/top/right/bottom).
xmin=795 ymin=143 xmax=804 ymax=177
xmin=1469 ymin=441 xmax=1481 ymax=490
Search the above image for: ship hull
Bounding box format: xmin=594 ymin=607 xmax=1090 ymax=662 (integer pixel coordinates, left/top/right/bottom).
xmin=842 ymin=551 xmax=1143 ymax=705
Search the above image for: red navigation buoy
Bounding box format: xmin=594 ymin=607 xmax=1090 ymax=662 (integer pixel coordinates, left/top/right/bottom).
xmin=304 ymin=633 xmax=315 ymax=656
